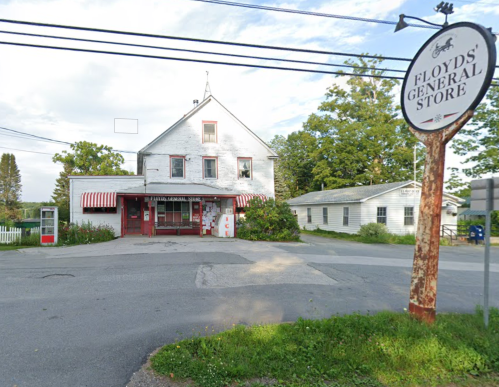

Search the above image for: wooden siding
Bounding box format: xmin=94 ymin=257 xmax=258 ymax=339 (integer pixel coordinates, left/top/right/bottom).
xmin=143 ymin=100 xmax=275 ymax=198
xmin=290 ymin=185 xmax=459 ymax=235
xmin=292 ymin=203 xmax=362 ymax=233
xmin=70 ymin=176 xmax=144 ymax=237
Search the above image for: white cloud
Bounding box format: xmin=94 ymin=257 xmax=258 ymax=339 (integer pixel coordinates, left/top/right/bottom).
xmin=0 ymin=0 xmax=486 ymax=202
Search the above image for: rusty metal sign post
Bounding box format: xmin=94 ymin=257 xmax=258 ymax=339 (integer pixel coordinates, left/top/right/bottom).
xmin=400 ymin=22 xmax=496 ymax=323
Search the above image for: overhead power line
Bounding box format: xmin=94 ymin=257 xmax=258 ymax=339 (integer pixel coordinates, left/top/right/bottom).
xmin=0 ymin=18 xmax=413 ymax=62
xmin=0 ymin=145 xmax=54 ymax=155
xmin=0 ymin=40 xmax=407 ymax=80
xmin=0 ymin=126 xmax=135 ymax=154
xmin=0 ymin=30 xmax=409 ymax=73
xmin=185 ymin=0 xmax=439 ymax=29
xmin=186 ymin=0 xmax=498 ymax=35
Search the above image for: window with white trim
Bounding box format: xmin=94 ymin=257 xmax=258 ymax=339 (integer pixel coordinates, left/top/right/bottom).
xmin=204 ymin=158 xmax=217 ymax=179
xmin=238 ymin=158 xmax=252 ymax=179
xmin=343 ymin=207 xmax=349 ymax=226
xmin=307 ymin=208 xmax=312 ymax=223
xmin=203 ymin=122 xmax=217 ymax=143
xmin=323 ymin=207 xmax=328 ymax=224
xmin=171 ymin=157 xmax=185 ymax=178
xmin=377 ymin=207 xmax=387 ymax=225
xmin=404 ymin=206 xmax=414 ymax=226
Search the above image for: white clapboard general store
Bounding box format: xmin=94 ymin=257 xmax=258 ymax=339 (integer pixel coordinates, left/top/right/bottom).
xmin=69 ymin=95 xmax=277 ymax=237
xmin=287 ymin=181 xmax=462 ymax=235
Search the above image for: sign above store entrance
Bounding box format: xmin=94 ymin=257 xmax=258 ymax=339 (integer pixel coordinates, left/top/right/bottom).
xmin=401 ymin=22 xmax=496 ymax=132
xmin=145 ymin=196 xmax=202 ymax=202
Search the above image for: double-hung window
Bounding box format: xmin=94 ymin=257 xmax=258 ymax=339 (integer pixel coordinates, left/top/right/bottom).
xmin=307 ymin=208 xmax=312 ymax=223
xmin=203 ymin=121 xmax=217 ymax=143
xmin=171 ymin=156 xmax=185 ymax=178
xmin=238 ymin=158 xmax=252 ymax=179
xmin=323 ymin=207 xmax=328 ymax=224
xmin=404 ymin=206 xmax=414 ymax=226
xmin=203 ymin=157 xmax=217 ymax=179
xmin=377 ymin=207 xmax=387 ymax=225
xmin=343 ymin=207 xmax=349 ymax=226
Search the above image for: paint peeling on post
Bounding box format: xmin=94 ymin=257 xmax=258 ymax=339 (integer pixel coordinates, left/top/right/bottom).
xmin=408 ymin=111 xmax=473 ymax=322
xmin=400 ymin=22 xmax=496 ymax=323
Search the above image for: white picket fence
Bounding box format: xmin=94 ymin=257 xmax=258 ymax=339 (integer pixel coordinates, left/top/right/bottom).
xmin=0 ymin=226 xmax=40 ymax=244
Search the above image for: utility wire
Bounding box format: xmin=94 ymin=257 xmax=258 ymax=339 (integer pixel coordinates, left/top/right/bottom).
xmin=185 ymin=0 xmax=439 ymax=29
xmin=3 ymin=39 xmax=499 ymax=83
xmin=0 ymin=30 xmax=409 ymax=73
xmin=0 ymin=40 xmax=408 ymax=80
xmin=0 ymin=145 xmax=54 ymax=155
xmin=0 ymin=18 xmax=414 ymax=62
xmin=0 ymin=126 xmax=135 ymax=154
xmin=186 ymin=0 xmax=499 ymax=35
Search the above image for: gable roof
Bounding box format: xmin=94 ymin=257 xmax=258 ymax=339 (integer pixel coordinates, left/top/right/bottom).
xmin=286 ymin=181 xmax=464 ymax=205
xmin=137 ymin=95 xmax=277 ymax=173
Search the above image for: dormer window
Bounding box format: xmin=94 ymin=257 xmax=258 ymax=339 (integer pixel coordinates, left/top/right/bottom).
xmin=203 ymin=121 xmax=217 ymax=143
xmin=170 ymin=156 xmax=185 ymax=178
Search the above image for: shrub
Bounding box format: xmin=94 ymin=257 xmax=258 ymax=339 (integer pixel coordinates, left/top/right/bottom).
xmin=359 ymin=222 xmax=389 ymax=238
xmin=58 ymin=221 xmax=115 ymax=246
xmin=9 ymin=229 xmax=41 ymax=246
xmin=237 ymin=197 xmax=300 ymax=242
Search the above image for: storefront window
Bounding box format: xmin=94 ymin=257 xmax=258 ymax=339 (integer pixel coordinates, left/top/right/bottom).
xmin=157 ymin=201 xmax=190 ymax=225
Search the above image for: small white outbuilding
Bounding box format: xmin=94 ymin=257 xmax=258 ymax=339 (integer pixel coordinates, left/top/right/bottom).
xmin=287 ymin=181 xmax=462 ymax=235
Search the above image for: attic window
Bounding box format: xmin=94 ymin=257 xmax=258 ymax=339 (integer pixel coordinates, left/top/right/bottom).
xmin=203 ymin=121 xmax=217 ymax=143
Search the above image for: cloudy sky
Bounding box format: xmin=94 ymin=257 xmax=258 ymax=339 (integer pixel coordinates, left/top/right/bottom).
xmin=0 ymin=0 xmax=498 ymax=202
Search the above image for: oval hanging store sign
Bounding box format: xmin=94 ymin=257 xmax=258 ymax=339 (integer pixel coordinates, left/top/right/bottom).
xmin=401 ymin=22 xmax=496 ymax=132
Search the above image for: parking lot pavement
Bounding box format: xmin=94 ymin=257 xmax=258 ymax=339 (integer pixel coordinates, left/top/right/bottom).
xmin=1 ymin=234 xmax=498 ymax=387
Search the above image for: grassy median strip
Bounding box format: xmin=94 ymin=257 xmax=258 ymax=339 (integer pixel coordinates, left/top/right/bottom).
xmin=150 ymin=309 xmax=499 ymax=387
xmin=301 ymin=229 xmax=423 ymax=245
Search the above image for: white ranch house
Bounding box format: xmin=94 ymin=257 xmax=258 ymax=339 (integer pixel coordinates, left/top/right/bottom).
xmin=287 ymin=181 xmax=462 ymax=235
xmin=69 ymin=95 xmax=277 ymax=237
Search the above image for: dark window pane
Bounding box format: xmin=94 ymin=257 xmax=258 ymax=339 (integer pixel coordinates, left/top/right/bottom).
xmin=165 ymin=202 xmax=173 ymax=211
xmin=239 ymin=159 xmax=251 ymax=178
xmin=205 ymin=159 xmax=216 ymax=178
xmin=181 ymin=202 xmax=190 ymax=211
xmin=174 ymin=202 xmax=181 ymax=211
xmin=172 ymin=158 xmax=184 ymax=178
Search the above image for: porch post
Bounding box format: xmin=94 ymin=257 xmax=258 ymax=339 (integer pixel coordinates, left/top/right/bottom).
xmin=233 ymin=197 xmax=237 ymax=238
xmin=120 ymin=196 xmax=125 ymax=238
xmin=148 ymin=200 xmax=152 ymax=238
xmin=199 ymin=201 xmax=203 ymax=238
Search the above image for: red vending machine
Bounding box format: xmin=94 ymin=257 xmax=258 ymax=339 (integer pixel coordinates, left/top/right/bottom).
xmin=40 ymin=206 xmax=58 ymax=245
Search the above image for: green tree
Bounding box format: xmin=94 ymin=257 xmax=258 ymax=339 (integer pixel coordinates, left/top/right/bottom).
xmin=52 ymin=141 xmax=132 ymax=221
xmin=0 ymin=153 xmax=22 ymax=221
xmin=269 ymin=131 xmax=318 ymax=199
xmin=303 ymin=57 xmax=424 ymax=189
xmin=451 ymin=86 xmax=499 ymax=177
xmin=445 ymin=167 xmax=471 ymax=200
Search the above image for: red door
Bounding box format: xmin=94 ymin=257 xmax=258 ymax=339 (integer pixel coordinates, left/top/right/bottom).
xmin=126 ymin=200 xmax=142 ymax=234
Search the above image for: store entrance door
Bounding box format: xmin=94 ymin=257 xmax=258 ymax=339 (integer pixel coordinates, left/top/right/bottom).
xmin=126 ymin=200 xmax=142 ymax=234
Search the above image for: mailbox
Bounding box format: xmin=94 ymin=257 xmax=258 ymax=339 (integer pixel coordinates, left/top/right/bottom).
xmin=40 ymin=206 xmax=58 ymax=245
xmin=469 ymin=225 xmax=484 ymax=245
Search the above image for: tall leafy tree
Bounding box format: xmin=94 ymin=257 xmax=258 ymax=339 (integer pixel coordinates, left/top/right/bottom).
xmin=52 ymin=141 xmax=132 ymax=221
xmin=445 ymin=167 xmax=471 ymax=200
xmin=0 ymin=153 xmax=22 ymax=221
xmin=303 ymin=57 xmax=424 ymax=189
xmin=269 ymin=131 xmax=318 ymax=199
xmin=451 ymin=86 xmax=499 ymax=178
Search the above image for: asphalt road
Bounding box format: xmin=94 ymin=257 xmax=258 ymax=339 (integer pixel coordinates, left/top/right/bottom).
xmin=1 ymin=235 xmax=498 ymax=387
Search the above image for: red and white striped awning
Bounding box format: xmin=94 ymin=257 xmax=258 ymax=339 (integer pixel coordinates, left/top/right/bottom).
xmin=80 ymin=192 xmax=117 ymax=208
xmin=237 ymin=194 xmax=267 ymax=208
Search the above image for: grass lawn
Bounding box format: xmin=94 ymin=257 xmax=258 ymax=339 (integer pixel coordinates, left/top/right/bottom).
xmin=301 ymin=229 xmax=450 ymax=246
xmin=150 ymin=309 xmax=499 ymax=387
